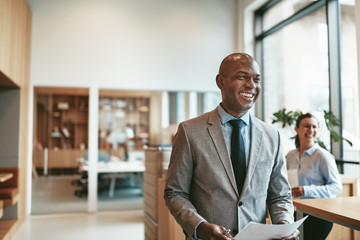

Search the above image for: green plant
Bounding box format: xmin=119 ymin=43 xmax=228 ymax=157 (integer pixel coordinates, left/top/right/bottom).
xmin=272 ymin=108 xmax=352 ymax=150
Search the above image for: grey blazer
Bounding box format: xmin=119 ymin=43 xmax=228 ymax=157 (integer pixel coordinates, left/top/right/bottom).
xmin=164 ymin=107 xmax=294 ymax=239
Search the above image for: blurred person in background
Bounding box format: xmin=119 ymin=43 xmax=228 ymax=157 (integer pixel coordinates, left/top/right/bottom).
xmin=286 ymin=113 xmax=342 ymax=240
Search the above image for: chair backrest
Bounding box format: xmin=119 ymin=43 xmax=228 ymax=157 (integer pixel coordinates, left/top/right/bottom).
xmin=0 ymin=167 xmax=18 ymax=188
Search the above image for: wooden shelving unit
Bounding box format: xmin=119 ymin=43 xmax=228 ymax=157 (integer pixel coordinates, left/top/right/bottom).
xmin=33 ymin=88 xmax=89 ymax=173
xmin=99 ymin=93 xmax=150 ymax=153
xmin=47 ymin=95 xmax=89 ymax=150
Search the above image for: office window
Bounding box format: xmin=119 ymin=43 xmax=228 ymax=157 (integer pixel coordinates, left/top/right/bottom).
xmin=168 ymin=91 xmax=221 ymax=124
xmin=256 ymin=0 xmax=359 ymax=158
xmin=261 ymin=6 xmax=331 ymax=151
xmin=169 ymin=92 xmax=186 ymax=124
xmin=260 ymin=0 xmax=314 ymax=33
xmin=255 ymin=0 xmax=360 ymax=191
xmin=262 ymin=6 xmax=329 ymax=122
xmin=340 ymin=0 xmax=359 ymax=161
xmin=198 ymin=92 xmax=222 ymax=114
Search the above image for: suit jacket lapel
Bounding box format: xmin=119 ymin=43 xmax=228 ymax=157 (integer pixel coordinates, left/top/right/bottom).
xmin=242 ymin=117 xmax=263 ymax=196
xmin=207 ymin=108 xmax=238 ymax=194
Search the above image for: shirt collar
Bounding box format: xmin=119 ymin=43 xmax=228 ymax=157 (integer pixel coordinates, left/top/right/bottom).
xmin=302 ymin=144 xmax=319 ymax=156
xmin=217 ymin=103 xmax=250 ymax=126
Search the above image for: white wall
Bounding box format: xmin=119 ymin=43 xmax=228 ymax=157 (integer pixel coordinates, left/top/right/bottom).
xmin=27 ymin=0 xmax=238 ymax=213
xmin=28 ymin=0 xmax=237 ymax=92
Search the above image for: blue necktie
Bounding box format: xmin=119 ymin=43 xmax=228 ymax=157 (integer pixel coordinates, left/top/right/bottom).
xmin=229 ymin=119 xmax=246 ymax=195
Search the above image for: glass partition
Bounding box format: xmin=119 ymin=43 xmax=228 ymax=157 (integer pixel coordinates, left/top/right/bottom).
xmin=32 ymin=87 xmax=89 ymax=214
xmin=32 ymin=88 xmax=221 ymax=214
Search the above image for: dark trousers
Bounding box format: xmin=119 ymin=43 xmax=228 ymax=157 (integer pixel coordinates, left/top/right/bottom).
xmin=304 ymin=215 xmax=333 ymax=240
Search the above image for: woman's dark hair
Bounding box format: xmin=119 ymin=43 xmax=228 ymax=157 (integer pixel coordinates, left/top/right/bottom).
xmin=295 ymin=113 xmax=318 ymax=148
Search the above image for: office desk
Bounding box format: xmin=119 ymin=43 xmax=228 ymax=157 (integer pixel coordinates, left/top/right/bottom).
xmin=81 ymin=161 xmax=145 ymax=197
xmin=0 ymin=173 xmax=13 ymax=183
xmin=293 ymin=197 xmax=360 ymax=240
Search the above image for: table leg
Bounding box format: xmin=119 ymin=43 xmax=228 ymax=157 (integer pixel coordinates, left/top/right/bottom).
xmin=296 ymin=210 xmax=304 ymax=240
xmin=134 ymin=172 xmax=144 ymax=191
xmin=109 ymin=176 xmax=116 ymax=198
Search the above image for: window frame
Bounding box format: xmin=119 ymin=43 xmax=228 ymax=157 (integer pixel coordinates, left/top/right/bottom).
xmin=254 ymin=0 xmax=344 ymax=160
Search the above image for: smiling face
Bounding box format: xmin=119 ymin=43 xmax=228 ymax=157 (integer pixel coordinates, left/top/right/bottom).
xmin=295 ymin=117 xmax=318 ymax=149
xmin=216 ymin=53 xmax=261 ymax=118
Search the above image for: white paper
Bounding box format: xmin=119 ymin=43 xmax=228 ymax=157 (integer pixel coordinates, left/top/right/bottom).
xmin=234 ymin=216 xmax=308 ymax=240
xmin=287 ymin=169 xmax=299 ymax=188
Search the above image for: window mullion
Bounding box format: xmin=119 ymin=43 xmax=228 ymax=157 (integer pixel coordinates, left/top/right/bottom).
xmin=327 ymin=0 xmax=343 ymax=160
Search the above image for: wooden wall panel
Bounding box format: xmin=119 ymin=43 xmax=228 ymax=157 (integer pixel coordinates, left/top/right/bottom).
xmin=18 ymin=0 xmax=32 ymax=222
xmin=0 ymin=0 xmax=32 ymax=88
xmin=0 ymin=0 xmax=32 ymax=235
xmin=0 ymin=0 xmax=11 ymax=80
xmin=33 ymin=149 xmax=87 ymax=169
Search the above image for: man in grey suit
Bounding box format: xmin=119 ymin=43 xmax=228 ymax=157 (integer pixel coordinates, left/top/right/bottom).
xmin=164 ymin=53 xmax=299 ymax=240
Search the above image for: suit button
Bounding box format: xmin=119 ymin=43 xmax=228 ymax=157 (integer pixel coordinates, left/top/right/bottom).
xmin=238 ymin=201 xmax=243 ymax=206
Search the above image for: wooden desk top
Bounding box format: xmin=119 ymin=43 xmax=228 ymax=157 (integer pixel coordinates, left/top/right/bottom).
xmin=293 ymin=197 xmax=360 ymax=231
xmin=0 ymin=173 xmax=13 ymax=183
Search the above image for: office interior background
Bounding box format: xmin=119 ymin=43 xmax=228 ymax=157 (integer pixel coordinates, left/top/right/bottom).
xmin=0 ymin=0 xmax=359 ymax=239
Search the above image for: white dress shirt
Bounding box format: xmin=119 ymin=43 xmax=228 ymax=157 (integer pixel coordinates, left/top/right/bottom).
xmin=286 ymin=144 xmax=342 ymax=199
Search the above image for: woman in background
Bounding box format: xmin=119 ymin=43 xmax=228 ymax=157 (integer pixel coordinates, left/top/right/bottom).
xmin=286 ymin=113 xmax=342 ymax=240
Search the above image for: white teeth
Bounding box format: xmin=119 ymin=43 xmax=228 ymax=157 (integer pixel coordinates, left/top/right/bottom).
xmin=240 ymin=93 xmax=253 ymax=98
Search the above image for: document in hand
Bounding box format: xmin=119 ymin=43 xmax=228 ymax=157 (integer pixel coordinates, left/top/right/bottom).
xmin=234 ymin=216 xmax=308 ymax=240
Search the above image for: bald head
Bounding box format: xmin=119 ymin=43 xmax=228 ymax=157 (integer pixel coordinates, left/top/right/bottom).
xmin=218 ymin=53 xmax=255 ymax=77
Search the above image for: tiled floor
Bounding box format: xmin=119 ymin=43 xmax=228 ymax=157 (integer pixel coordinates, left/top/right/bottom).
xmin=12 ymin=174 xmax=145 ymax=239
xmin=32 ymin=175 xmax=143 ymax=214
xmin=12 ymin=210 xmax=145 ymax=240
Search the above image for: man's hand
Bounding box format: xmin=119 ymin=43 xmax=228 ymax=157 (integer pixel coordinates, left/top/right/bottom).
xmin=291 ymin=186 xmax=304 ymax=198
xmin=197 ymin=221 xmax=233 ymax=240
xmin=276 ymin=221 xmax=300 ymax=240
